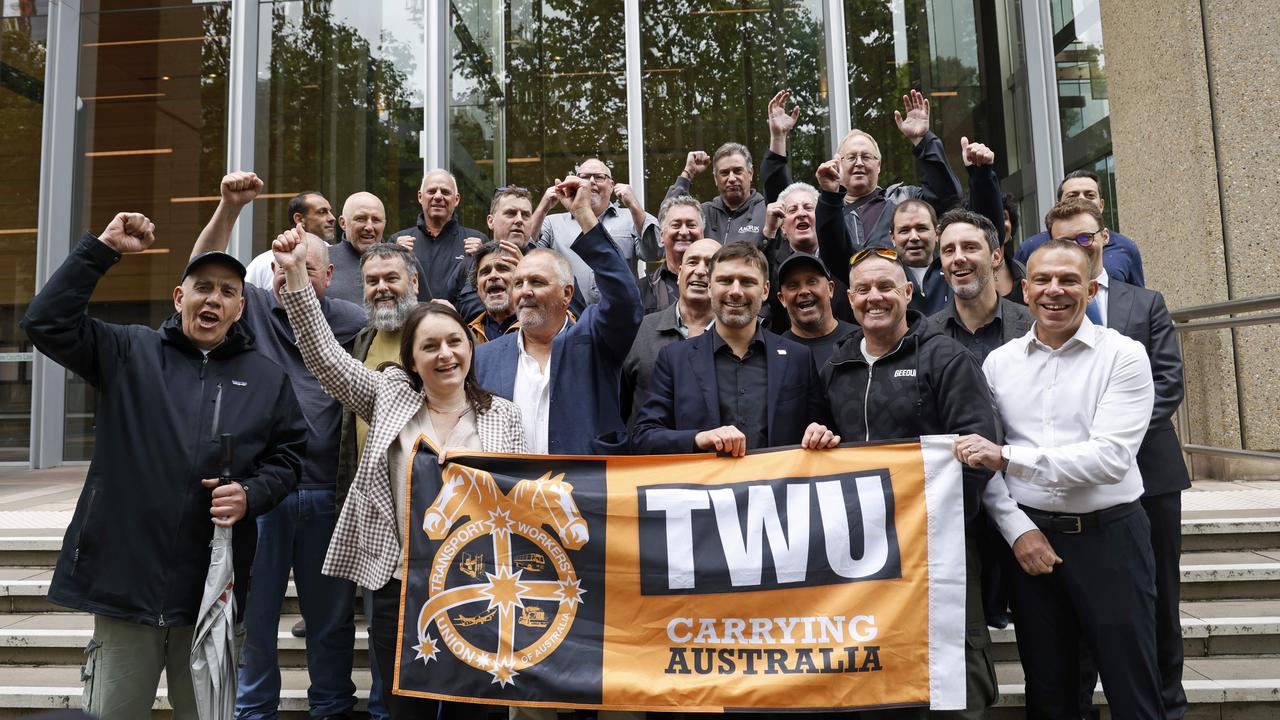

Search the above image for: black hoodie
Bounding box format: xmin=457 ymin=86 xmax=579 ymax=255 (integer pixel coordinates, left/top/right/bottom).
xmin=821 ymin=310 xmax=999 ymax=525
xmin=22 ymin=234 xmax=307 ymax=626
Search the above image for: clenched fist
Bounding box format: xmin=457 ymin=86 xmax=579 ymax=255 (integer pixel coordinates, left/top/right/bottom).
xmin=99 ymin=212 xmax=156 ymax=254
xmin=220 ymin=171 xmax=263 ymax=207
xmin=683 ymin=151 xmax=711 ymax=179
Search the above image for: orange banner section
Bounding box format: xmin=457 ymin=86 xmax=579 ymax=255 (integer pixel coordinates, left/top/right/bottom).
xmin=395 ymin=439 xmax=965 ymax=713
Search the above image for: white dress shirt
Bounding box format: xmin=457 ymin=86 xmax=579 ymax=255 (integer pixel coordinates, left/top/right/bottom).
xmin=980 ymin=319 xmax=1154 ymax=545
xmin=513 ymin=318 xmax=569 ymax=454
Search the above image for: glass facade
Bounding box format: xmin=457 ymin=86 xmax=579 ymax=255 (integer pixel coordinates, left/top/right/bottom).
xmin=64 ymin=1 xmax=230 ymax=460
xmin=1050 ymin=0 xmax=1118 ymax=229
xmin=0 ymin=0 xmax=45 ymax=462
xmin=8 ymin=0 xmax=1086 ymax=466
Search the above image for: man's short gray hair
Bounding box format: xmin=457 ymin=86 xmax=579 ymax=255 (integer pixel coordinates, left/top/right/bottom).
xmin=712 ymin=142 xmax=753 ymax=170
xmin=778 ymin=182 xmax=819 ymax=208
xmin=658 ymin=194 xmax=704 ymax=228
xmin=359 ymin=242 xmax=418 ymax=277
xmin=524 ymin=248 xmax=574 ymax=287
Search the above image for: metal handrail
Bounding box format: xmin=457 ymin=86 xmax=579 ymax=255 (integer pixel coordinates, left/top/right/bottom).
xmin=1170 ymin=293 xmax=1280 ymax=322
xmin=1171 ymin=294 xmax=1280 ymax=467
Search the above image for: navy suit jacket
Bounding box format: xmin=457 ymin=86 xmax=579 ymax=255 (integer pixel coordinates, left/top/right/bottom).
xmin=474 ymin=222 xmax=642 ymax=455
xmin=1107 ymin=279 xmax=1191 ymax=495
xmin=631 ymin=327 xmax=828 ymax=454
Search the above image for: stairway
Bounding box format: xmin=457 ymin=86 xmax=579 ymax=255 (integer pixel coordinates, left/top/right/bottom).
xmin=0 ymin=488 xmax=1276 ymax=717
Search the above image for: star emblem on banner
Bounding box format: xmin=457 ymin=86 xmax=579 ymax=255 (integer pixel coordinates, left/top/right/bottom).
xmin=555 ymin=577 xmax=586 ymax=609
xmin=412 ymin=631 xmax=439 ymax=665
xmin=488 ymin=658 xmax=520 ymax=687
xmin=479 ymin=565 xmax=531 ymax=612
xmin=487 ymin=508 xmax=514 ymax=539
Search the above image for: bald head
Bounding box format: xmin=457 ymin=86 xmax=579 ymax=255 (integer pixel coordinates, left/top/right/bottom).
xmin=340 ymin=192 xmax=387 ymax=253
xmin=419 ymin=169 xmax=461 ymax=231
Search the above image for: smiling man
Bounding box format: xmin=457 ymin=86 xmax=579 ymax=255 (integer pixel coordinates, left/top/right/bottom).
xmin=631 ymin=242 xmax=828 ymax=456
xmin=456 ymin=186 xmax=533 ymax=340
xmin=962 ymin=237 xmax=1162 ymax=718
xmin=639 ymin=195 xmax=704 ymax=314
xmin=391 ymin=169 xmax=488 ymax=305
xmin=776 ymin=252 xmax=856 ymax=368
xmin=532 ymin=158 xmax=659 ymax=313
xmin=22 ymin=210 xmax=306 ymax=719
xmin=622 ymin=236 xmax=721 ymax=428
xmin=821 ymin=247 xmax=1001 ymax=718
xmin=475 ymin=174 xmax=643 ymax=456
xmin=319 ymin=191 xmax=389 ymax=306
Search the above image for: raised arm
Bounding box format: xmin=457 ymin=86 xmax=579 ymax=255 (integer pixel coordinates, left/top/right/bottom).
xmin=21 ymin=213 xmax=157 ymax=387
xmin=274 ymin=225 xmax=381 ymax=422
xmin=559 ymin=175 xmax=643 ymax=365
xmin=814 ymin=158 xmax=857 ymax=271
xmin=665 ymin=150 xmax=711 ymax=203
xmin=190 ymin=171 xmax=263 ymax=258
xmin=762 ymin=90 xmax=799 ymax=203
xmin=895 ymin=90 xmax=962 ymax=213
xmin=961 ymin=137 xmax=1004 ymax=235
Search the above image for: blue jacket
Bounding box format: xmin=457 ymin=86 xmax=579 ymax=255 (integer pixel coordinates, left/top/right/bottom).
xmin=1015 ymin=228 xmax=1145 ymax=287
xmin=631 ymin=327 xmax=828 ymax=454
xmin=474 ymin=222 xmax=642 ymax=455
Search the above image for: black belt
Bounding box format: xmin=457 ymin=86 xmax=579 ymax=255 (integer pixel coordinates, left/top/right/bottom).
xmin=1017 ymin=500 xmax=1141 ymax=534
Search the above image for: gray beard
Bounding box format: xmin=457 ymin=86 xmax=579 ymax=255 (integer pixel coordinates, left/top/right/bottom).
xmin=952 ymin=272 xmax=991 ymax=301
xmin=365 ymin=294 xmax=416 ymax=332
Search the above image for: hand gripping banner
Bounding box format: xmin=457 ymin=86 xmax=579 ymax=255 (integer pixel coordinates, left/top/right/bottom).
xmin=393 ymin=436 xmax=967 ymax=713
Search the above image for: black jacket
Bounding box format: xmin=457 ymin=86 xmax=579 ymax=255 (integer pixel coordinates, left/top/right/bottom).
xmin=22 ymin=235 xmax=307 ymax=626
xmin=390 ymin=214 xmax=487 ymax=305
xmin=821 ymin=311 xmax=997 ymax=526
xmin=816 ymin=130 xmax=963 ymax=263
xmin=1108 ymin=280 xmax=1191 ymax=496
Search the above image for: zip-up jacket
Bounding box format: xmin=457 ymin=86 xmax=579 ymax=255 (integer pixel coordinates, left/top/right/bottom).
xmin=21 ymin=234 xmax=307 ymax=626
xmin=821 ymin=310 xmax=998 ymax=526
xmin=389 ymin=213 xmax=488 ymax=305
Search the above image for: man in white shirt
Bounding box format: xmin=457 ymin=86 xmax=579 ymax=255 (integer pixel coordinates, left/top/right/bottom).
xmin=954 ymin=238 xmax=1163 ymax=719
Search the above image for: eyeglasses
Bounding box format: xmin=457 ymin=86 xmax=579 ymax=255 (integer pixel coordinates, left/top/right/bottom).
xmin=1053 ymin=228 xmax=1104 ymax=247
xmin=849 ymin=247 xmax=899 ymax=269
xmin=840 ymin=152 xmax=880 ymax=165
xmin=576 ymin=172 xmax=612 ymax=183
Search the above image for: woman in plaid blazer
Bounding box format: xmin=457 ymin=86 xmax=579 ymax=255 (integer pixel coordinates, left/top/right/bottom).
xmin=275 ymin=228 xmax=524 ymax=718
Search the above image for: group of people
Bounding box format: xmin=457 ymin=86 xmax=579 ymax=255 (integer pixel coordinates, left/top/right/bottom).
xmin=21 ymin=87 xmax=1186 ymax=720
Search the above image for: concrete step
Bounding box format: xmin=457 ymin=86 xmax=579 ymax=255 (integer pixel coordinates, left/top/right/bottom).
xmin=0 ymin=595 xmax=1277 ymax=668
xmin=0 ymin=516 xmax=1271 ymax=566
xmin=1 ymin=549 xmax=1276 ymax=614
xmin=0 ymin=660 xmax=1275 ymax=719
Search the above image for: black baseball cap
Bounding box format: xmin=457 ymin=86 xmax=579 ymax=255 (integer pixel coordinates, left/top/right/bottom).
xmin=181 ymin=251 xmax=247 ymax=283
xmin=777 ymin=252 xmax=833 ymax=283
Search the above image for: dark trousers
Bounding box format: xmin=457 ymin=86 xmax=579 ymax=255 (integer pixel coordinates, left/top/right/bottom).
xmin=370 ymin=579 xmax=442 ymax=720
xmin=1009 ymin=502 xmax=1164 ymax=720
xmin=1078 ymin=492 xmax=1186 ymax=719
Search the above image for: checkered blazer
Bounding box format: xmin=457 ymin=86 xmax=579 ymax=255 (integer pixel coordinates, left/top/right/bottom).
xmin=280 ymin=285 xmax=526 ymax=590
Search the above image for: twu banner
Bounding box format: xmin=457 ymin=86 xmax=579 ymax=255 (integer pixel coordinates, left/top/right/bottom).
xmin=394 ymin=436 xmax=967 ymax=713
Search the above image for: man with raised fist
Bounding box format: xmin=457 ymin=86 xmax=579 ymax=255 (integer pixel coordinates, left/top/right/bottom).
xmin=190 ymin=171 xmax=366 ymax=720
xmin=21 ymin=211 xmax=306 ymax=718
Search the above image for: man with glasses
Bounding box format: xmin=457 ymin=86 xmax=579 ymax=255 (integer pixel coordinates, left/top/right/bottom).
xmin=822 ymin=247 xmax=1000 ymax=719
xmin=813 ymin=90 xmax=963 ymax=266
xmin=1013 ymin=169 xmax=1145 ymax=286
xmin=531 ymin=158 xmax=659 ymax=314
xmin=1045 ymin=197 xmax=1190 ymax=718
xmin=391 ymin=168 xmax=488 ymax=305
